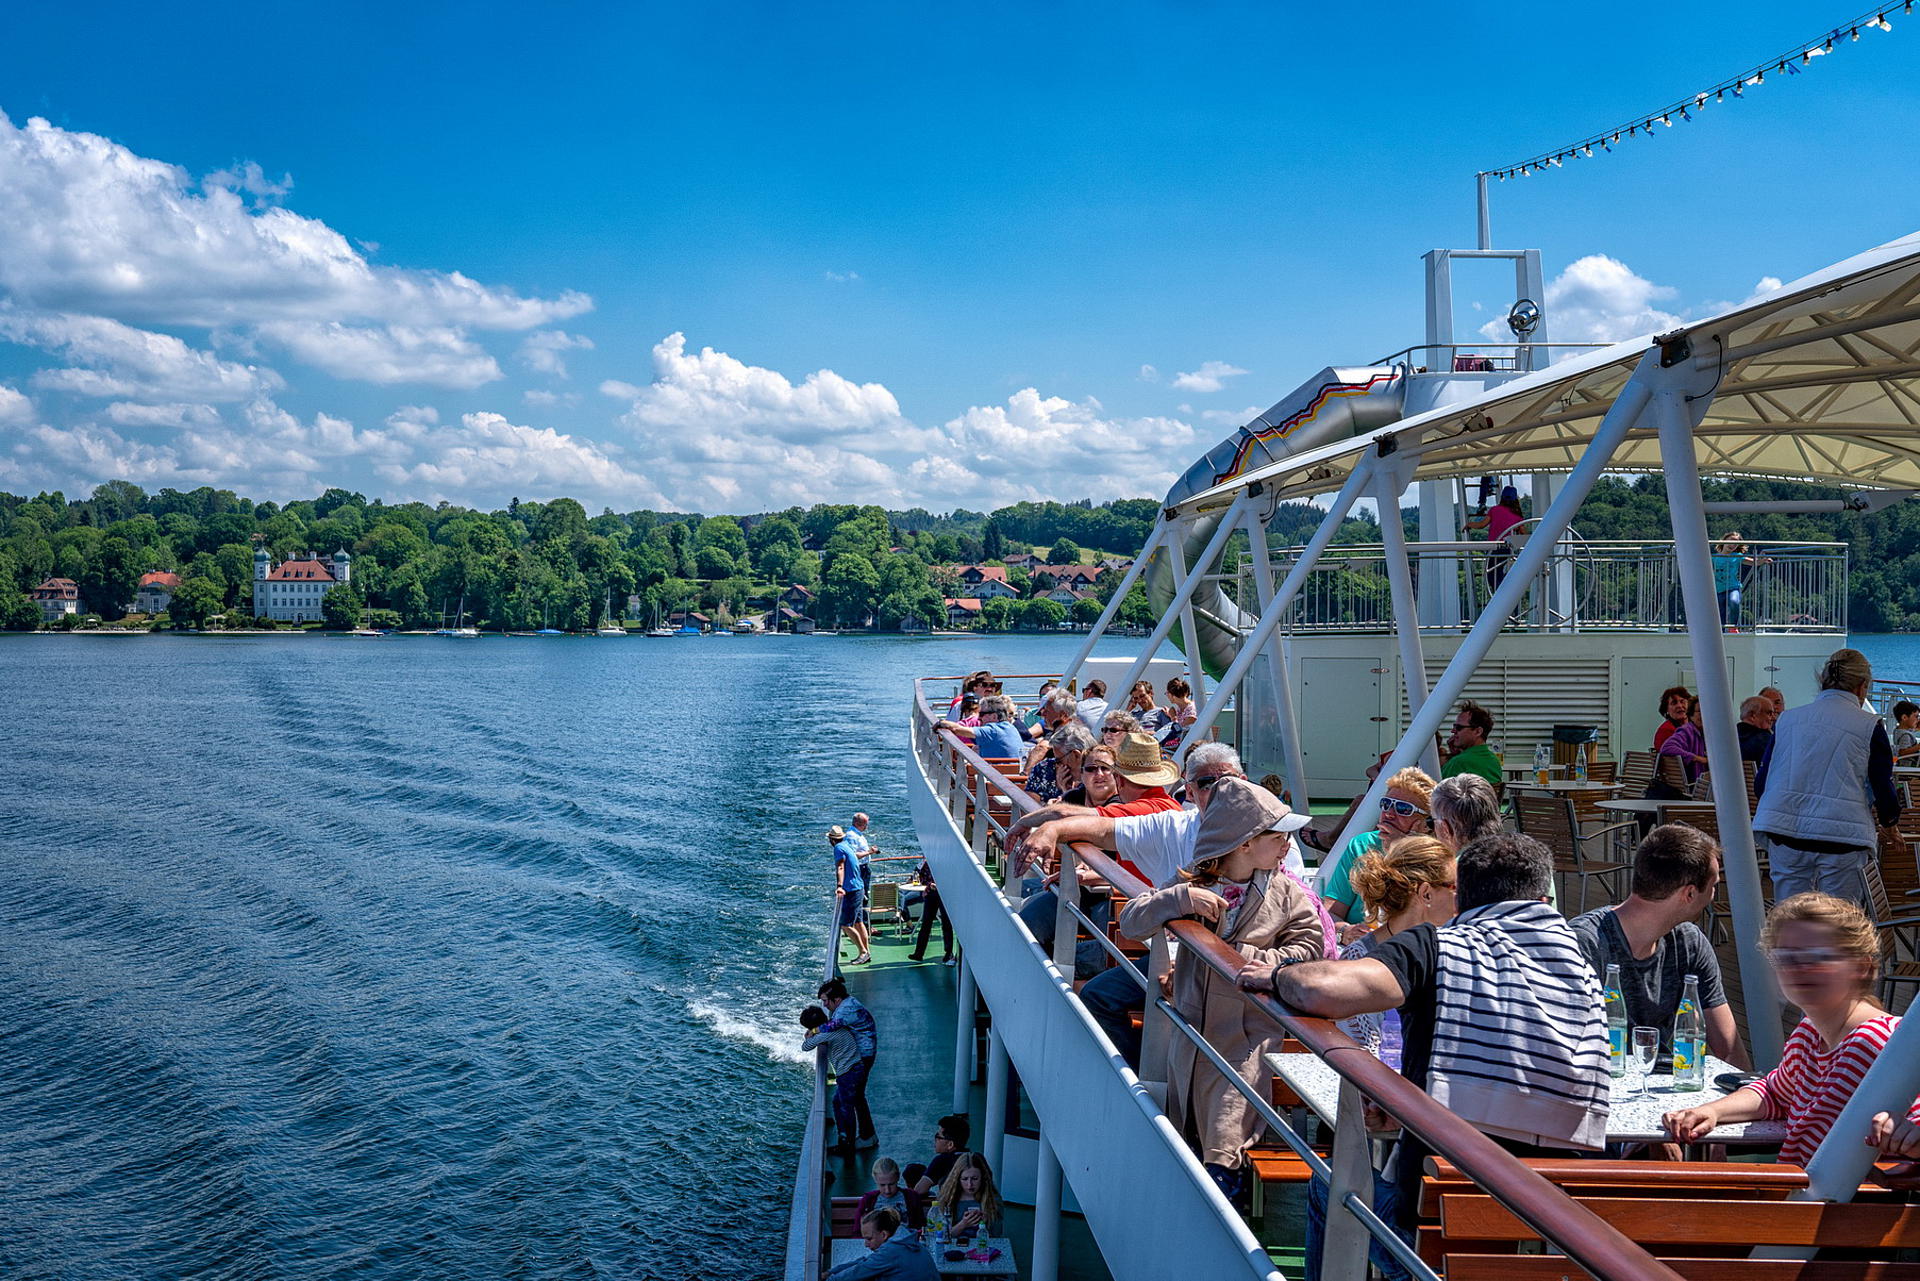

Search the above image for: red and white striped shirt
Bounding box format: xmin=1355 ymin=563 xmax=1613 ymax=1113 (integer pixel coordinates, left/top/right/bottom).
xmin=1746 ymin=1014 xmax=1920 ymax=1165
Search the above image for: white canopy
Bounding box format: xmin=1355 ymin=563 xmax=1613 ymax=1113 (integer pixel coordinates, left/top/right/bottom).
xmin=1173 ymin=228 xmax=1920 ymax=515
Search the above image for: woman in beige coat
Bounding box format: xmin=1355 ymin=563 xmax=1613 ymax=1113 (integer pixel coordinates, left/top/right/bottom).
xmin=1118 ymin=777 xmax=1329 ymax=1200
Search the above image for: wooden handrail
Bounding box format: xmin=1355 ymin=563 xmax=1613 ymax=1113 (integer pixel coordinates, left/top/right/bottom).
xmin=911 ymin=676 xmax=1684 ymax=1281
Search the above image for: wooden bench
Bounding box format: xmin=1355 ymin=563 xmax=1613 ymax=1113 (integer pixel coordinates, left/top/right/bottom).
xmin=1419 ymin=1165 xmax=1920 ymax=1281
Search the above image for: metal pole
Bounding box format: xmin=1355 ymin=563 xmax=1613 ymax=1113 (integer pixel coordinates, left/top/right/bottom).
xmin=1031 ymin=1127 xmax=1062 ymax=1281
xmin=952 ymin=956 xmax=976 ymax=1115
xmin=1179 ymin=456 xmax=1378 ymax=761
xmin=1475 ymin=171 xmax=1492 ymax=251
xmin=1119 ymin=493 xmax=1251 ymax=697
xmin=984 ymin=1021 xmax=1010 ymax=1174
xmin=1242 ymin=505 xmax=1311 ymax=800
xmin=1653 ymin=386 xmax=1785 ymax=1068
xmin=1376 ymin=462 xmax=1439 ymax=778
xmin=1330 ymin=356 xmax=1659 ymax=856
xmin=1062 ymin=521 xmax=1165 ymax=688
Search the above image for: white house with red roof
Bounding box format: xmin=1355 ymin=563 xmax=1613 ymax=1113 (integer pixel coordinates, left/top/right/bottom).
xmin=133 ymin=571 xmax=182 ymax=615
xmin=255 ymin=548 xmax=352 ymax=622
xmin=31 ymin=577 xmax=79 ymax=623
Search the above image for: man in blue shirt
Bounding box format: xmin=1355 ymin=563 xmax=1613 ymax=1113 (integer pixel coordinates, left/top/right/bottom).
xmin=831 ymin=825 xmax=871 ymax=964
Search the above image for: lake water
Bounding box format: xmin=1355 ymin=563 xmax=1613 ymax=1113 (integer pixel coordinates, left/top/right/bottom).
xmin=2 ymin=627 xmax=1912 ymax=1280
xmin=0 ymin=630 xmax=1130 ymax=1281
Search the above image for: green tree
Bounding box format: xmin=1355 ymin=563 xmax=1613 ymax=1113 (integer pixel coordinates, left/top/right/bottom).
xmin=979 ymin=597 xmax=1016 ymax=631
xmin=1071 ymin=595 xmax=1105 ymax=625
xmin=1019 ymin=598 xmax=1067 ymax=630
xmin=169 ymin=576 xmax=225 ymax=629
xmin=322 ymin=583 xmax=366 ymax=629
xmin=694 ymin=544 xmax=738 ymax=579
xmin=1047 ymin=537 xmax=1081 ymax=565
xmin=818 ymin=552 xmax=880 ymax=628
xmin=77 ymin=534 xmax=141 ymax=617
xmin=982 ymin=520 xmax=1007 ymax=560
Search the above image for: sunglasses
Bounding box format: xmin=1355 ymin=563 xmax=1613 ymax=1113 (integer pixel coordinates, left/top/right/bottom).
xmin=1189 ymin=774 xmax=1231 ymax=791
xmin=1101 ymin=726 xmax=1127 ymax=735
xmin=1081 ymin=763 xmax=1114 ymax=775
xmin=1768 ymin=947 xmax=1852 ymax=969
xmin=1380 ymin=798 xmax=1429 ymax=818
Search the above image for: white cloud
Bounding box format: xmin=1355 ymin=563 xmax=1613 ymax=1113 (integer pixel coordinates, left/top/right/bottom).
xmin=1171 ymin=359 xmax=1249 ymax=393
xmin=0 ymin=384 xmax=32 ymax=426
xmin=105 ymin=401 xmax=221 ymax=428
xmin=202 ymin=160 xmax=292 ymax=202
xmin=256 ymin=320 xmax=502 ymax=388
xmin=598 ymin=378 xmax=643 ymax=399
xmin=1532 ymin=255 xmax=1683 ymax=344
xmin=616 ymin=331 xmax=905 ymax=439
xmin=517 ymin=328 xmax=594 ymax=378
xmin=1200 ymin=404 xmax=1261 ymax=426
xmin=0 ymin=308 xmax=281 ymax=402
xmin=824 ymin=270 xmax=861 ymax=283
xmin=917 ymin=388 xmax=1197 ymax=502
xmin=375 ymin=411 xmax=668 ymax=508
xmin=523 ymin=389 xmax=580 ymax=409
xmin=0 ymin=111 xmax=590 ymax=333
xmin=1138 ymin=364 xmax=1159 ymax=383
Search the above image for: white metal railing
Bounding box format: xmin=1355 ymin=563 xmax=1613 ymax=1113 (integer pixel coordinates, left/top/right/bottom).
xmin=909 ymin=673 xmax=1682 ymax=1281
xmin=1370 ymin=341 xmax=1610 ymax=373
xmin=782 ymin=878 xmax=845 ymax=1281
xmin=1238 ymin=537 xmax=1847 ymax=635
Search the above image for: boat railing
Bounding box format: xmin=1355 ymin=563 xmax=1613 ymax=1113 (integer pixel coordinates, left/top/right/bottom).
xmin=1370 ymin=341 xmax=1609 ymax=373
xmin=1238 ymin=537 xmax=1847 ymax=635
xmin=783 ymin=875 xmax=844 ymax=1281
xmin=909 ymin=673 xmax=1682 ymax=1281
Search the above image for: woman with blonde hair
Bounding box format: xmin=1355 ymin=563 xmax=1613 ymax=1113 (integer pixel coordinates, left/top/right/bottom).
xmin=1319 ymin=767 xmax=1437 ymax=934
xmin=1664 ymin=892 xmax=1920 ymax=1164
xmin=1119 ymin=778 xmax=1325 ymax=1201
xmin=1336 ymin=836 xmax=1458 ymax=1068
xmin=927 ymin=1151 xmax=1004 ymax=1240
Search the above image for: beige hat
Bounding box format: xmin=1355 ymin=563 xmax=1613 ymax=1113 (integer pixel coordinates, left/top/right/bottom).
xmin=1191 ymin=777 xmax=1310 ymax=867
xmin=1111 ymin=732 xmax=1179 ymax=788
xmin=827 ymin=825 xmax=846 ymax=841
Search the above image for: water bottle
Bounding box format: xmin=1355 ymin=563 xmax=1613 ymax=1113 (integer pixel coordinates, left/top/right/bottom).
xmin=1673 ymin=973 xmax=1706 ymax=1089
xmin=1604 ymin=963 xmax=1628 ymax=1078
xmin=1574 ymin=744 xmax=1588 ymax=783
xmin=1534 ymin=742 xmax=1551 ymax=786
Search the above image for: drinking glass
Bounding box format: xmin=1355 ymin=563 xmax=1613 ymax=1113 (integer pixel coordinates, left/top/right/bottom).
xmin=1631 ymin=1026 xmax=1660 ymax=1100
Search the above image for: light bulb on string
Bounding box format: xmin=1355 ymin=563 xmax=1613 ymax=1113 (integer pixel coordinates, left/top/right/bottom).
xmin=1870 ymin=13 xmax=1892 ymax=30
xmin=1661 ymin=113 xmax=1673 ymax=127
xmin=1851 ymin=25 xmax=1860 ymax=38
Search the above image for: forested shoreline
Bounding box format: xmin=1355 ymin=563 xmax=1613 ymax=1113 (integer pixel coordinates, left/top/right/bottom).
xmin=3 ymin=474 xmax=1917 ymax=632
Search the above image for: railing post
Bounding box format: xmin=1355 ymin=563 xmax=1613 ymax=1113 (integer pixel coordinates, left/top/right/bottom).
xmin=1376 ymin=459 xmax=1439 ymax=778
xmin=1052 ymin=845 xmax=1082 ymax=974
xmin=1653 ymin=381 xmax=1785 ymax=1068
xmin=1242 ymin=504 xmax=1312 ymax=802
xmin=1321 ymin=1078 xmax=1376 ymax=1281
xmin=952 ymin=954 xmax=976 ymax=1115
xmin=1119 ymin=492 xmax=1251 ymax=698
xmin=972 ymin=773 xmax=990 ymax=859
xmin=984 ymin=1020 xmax=1010 ymax=1173
xmin=1137 ymin=935 xmax=1174 ymax=1107
xmin=1117 ymin=536 xmax=1192 ymax=696
xmin=1031 ymin=1127 xmax=1062 ymax=1281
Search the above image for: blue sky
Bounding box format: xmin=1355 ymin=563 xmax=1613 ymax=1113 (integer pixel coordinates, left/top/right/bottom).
xmin=0 ymin=1 xmax=1914 ymax=514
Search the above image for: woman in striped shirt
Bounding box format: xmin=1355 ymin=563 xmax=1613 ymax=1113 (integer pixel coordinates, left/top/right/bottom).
xmin=1663 ymin=892 xmax=1920 ymax=1164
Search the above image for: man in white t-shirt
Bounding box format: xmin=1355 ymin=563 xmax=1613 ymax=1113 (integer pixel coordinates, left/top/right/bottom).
xmin=1010 ymin=744 xmax=1308 ymax=1061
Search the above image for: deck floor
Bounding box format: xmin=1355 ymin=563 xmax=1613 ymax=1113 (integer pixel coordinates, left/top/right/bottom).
xmin=827 ymin=904 xmax=1309 ymax=1279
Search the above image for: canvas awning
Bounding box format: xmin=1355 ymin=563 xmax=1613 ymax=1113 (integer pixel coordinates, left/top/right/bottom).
xmin=1172 ymin=228 xmax=1920 ymax=514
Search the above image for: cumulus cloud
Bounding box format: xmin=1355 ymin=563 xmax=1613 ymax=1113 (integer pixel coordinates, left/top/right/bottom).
xmin=0 ymin=384 xmax=33 ymax=426
xmin=616 ymin=332 xmax=905 ymax=440
xmin=517 ymin=329 xmax=594 ymax=378
xmin=0 ymin=308 xmax=281 ymax=402
xmin=374 ymin=411 xmax=668 ymax=508
xmin=1171 ymin=359 xmax=1250 ymax=393
xmin=523 ymin=389 xmax=580 ymax=409
xmin=1138 ymin=364 xmax=1159 ymax=383
xmin=256 ymin=320 xmax=502 ymax=388
xmin=0 ymin=111 xmax=590 ymax=333
xmin=1529 ymin=255 xmax=1684 ymax=344
xmin=824 ymin=270 xmax=861 ymax=283
xmin=105 ymin=401 xmax=222 ymax=428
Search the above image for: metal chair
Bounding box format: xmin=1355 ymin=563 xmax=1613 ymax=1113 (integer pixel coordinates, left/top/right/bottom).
xmin=1513 ymin=794 xmax=1632 ymax=914
xmin=1619 ymin=750 xmax=1655 ymax=798
xmin=1863 ymin=861 xmax=1920 ymax=1012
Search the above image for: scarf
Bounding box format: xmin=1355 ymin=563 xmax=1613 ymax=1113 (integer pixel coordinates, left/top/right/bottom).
xmin=1428 ymin=901 xmax=1610 ymax=1150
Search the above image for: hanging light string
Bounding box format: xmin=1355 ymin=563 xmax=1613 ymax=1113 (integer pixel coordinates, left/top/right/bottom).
xmin=1482 ymin=3 xmax=1907 ymax=180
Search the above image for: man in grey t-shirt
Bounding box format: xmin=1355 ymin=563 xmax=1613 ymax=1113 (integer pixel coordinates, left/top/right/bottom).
xmin=1569 ymin=824 xmax=1749 ymax=1066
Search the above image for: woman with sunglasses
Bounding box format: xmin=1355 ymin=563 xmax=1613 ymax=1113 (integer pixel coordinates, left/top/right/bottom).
xmin=1059 ymin=743 xmax=1121 ymax=808
xmin=1318 ymin=768 xmax=1436 ymax=939
xmin=1664 ymin=892 xmax=1920 ymax=1164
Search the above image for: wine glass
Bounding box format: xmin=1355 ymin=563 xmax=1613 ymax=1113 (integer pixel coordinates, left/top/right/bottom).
xmin=1631 ymin=1026 xmax=1660 ymax=1100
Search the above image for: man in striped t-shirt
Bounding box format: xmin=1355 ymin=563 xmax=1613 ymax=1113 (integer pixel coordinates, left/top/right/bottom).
xmin=1242 ymin=833 xmax=1608 ymax=1277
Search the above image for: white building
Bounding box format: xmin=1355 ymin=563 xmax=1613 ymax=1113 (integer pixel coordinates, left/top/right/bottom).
xmin=133 ymin=571 xmax=181 ymax=615
xmin=31 ymin=577 xmax=79 ymax=622
xmin=255 ymin=548 xmax=351 ymax=622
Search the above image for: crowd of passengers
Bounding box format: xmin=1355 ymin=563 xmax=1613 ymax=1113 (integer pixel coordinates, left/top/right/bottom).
xmin=899 ymin=652 xmax=1920 ymax=1277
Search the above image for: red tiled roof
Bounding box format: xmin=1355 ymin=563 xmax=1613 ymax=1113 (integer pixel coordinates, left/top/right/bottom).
xmin=138 ymin=571 xmax=181 ymax=589
xmin=31 ymin=577 xmax=78 ymax=600
xmin=265 ymin=559 xmax=338 ymax=582
xmin=944 ymin=597 xmax=984 ymax=612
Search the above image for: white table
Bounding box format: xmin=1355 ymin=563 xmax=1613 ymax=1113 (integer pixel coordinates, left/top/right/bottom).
xmin=1263 ymin=1051 xmax=1787 ymax=1148
xmin=933 ymin=1236 xmax=1016 ymax=1275
xmin=1595 ymin=798 xmax=1668 ymax=817
xmin=1508 ymin=780 xmax=1627 ymax=795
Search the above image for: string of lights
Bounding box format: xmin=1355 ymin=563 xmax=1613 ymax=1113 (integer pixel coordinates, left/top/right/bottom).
xmin=1482 ymin=4 xmax=1908 ymax=180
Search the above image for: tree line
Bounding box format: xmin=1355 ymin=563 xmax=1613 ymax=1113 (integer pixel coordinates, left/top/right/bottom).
xmin=0 ymin=483 xmax=1157 ymax=632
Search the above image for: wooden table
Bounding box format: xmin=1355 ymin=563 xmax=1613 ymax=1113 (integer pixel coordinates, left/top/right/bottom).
xmin=933 ymin=1236 xmax=1016 ymax=1275
xmin=1263 ymin=1051 xmax=1786 ymax=1149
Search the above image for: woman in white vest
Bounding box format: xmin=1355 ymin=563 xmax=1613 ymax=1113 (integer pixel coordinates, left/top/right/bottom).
xmin=1751 ymin=648 xmax=1901 ymax=906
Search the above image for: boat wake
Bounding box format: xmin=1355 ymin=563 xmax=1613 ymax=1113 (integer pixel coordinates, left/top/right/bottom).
xmin=687 ymin=998 xmax=811 ymax=1066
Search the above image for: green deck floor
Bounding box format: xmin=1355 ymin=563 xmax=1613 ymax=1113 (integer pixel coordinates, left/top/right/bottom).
xmin=825 ymin=900 xmax=1312 ymax=1278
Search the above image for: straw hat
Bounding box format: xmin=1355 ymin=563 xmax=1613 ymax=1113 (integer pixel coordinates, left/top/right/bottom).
xmin=1111 ymin=732 xmax=1180 ymax=788
xmin=1191 ymin=777 xmax=1310 ymax=867
xmin=827 ymin=825 xmax=846 ymax=842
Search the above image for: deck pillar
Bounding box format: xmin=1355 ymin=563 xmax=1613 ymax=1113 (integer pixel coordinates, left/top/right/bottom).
xmin=1179 ymin=455 xmax=1378 ymax=761
xmin=952 ymin=956 xmax=976 ymax=1115
xmin=1376 ymin=458 xmax=1438 ymax=778
xmin=1331 ymin=354 xmax=1657 ymax=855
xmin=1653 ymin=382 xmax=1785 ymax=1068
xmin=1241 ymin=503 xmax=1311 ymax=801
xmin=1031 ymin=1127 xmax=1062 ymax=1281
xmin=984 ymin=1020 xmax=1010 ymax=1174
xmin=1118 ymin=491 xmax=1248 ymax=698
xmin=1061 ymin=520 xmax=1164 ymax=688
